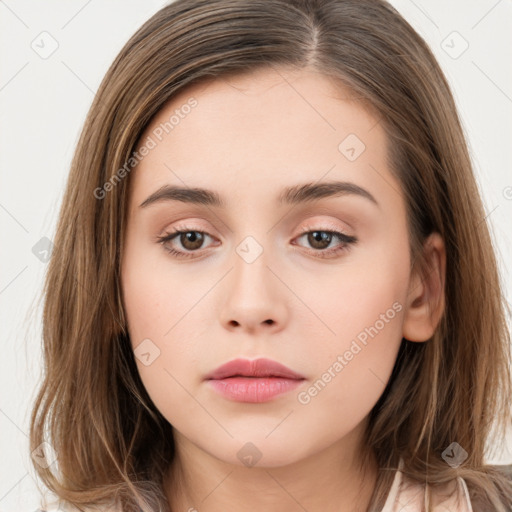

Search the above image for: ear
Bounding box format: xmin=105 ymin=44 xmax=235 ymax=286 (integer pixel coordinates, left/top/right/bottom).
xmin=402 ymin=232 xmax=446 ymax=342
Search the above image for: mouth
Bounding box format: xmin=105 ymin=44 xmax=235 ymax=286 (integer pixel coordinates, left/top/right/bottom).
xmin=205 ymin=358 xmax=305 ymax=403
xmin=205 ymin=357 xmax=305 ymax=380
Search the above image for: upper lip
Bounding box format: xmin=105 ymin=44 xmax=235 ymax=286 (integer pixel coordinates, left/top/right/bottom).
xmin=205 ymin=358 xmax=305 ymax=380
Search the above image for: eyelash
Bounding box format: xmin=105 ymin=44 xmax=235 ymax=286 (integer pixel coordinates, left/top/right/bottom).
xmin=156 ymin=225 xmax=357 ymax=260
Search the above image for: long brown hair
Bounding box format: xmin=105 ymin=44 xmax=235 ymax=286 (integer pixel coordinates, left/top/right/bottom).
xmin=29 ymin=0 xmax=512 ymax=510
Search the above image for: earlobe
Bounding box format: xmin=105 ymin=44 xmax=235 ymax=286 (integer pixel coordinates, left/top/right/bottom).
xmin=402 ymin=232 xmax=446 ymax=343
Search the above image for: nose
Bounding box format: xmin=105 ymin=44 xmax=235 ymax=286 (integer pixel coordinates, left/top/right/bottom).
xmin=219 ymin=246 xmax=289 ymax=335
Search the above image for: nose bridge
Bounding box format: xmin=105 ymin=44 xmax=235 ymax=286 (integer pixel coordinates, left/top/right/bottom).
xmin=219 ymin=231 xmax=288 ymax=332
xmin=229 ymin=204 xmax=276 ymax=282
xmin=231 ymin=233 xmax=274 ymax=301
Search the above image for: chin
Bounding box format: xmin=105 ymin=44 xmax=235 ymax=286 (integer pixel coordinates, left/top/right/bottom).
xmin=205 ymin=435 xmax=313 ymax=469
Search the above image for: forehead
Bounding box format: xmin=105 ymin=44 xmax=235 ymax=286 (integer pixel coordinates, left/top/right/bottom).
xmin=149 ymin=66 xmax=379 ymax=140
xmin=128 ymin=66 xmax=400 ymax=211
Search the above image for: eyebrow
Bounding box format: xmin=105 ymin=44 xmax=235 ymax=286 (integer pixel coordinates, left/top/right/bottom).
xmin=139 ymin=180 xmax=379 ymax=209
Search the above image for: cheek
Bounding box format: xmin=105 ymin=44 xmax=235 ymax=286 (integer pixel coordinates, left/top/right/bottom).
xmin=295 ymin=242 xmax=408 ymax=415
xmin=121 ymin=241 xmax=213 ymax=412
xmin=297 ymin=240 xmax=408 ymax=347
xmin=121 ymin=239 xmax=208 ymax=344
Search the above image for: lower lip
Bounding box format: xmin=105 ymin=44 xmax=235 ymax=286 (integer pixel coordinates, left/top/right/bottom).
xmin=207 ymin=377 xmax=304 ymax=403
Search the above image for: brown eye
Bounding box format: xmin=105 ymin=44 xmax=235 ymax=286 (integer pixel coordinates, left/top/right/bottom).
xmin=294 ymin=229 xmax=357 ymax=259
xmin=178 ymin=231 xmax=205 ymax=251
xmin=156 ymin=227 xmax=216 ymax=259
xmin=307 ymin=231 xmax=333 ymax=250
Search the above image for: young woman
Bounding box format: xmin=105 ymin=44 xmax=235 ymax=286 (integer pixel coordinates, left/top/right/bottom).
xmin=30 ymin=0 xmax=512 ymax=511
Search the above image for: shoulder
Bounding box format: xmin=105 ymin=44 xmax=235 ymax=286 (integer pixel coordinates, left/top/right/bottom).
xmin=382 ymin=465 xmax=473 ymax=511
xmin=36 ymin=501 xmax=121 ymax=512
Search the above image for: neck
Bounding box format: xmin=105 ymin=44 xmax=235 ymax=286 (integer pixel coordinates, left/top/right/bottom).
xmin=164 ymin=427 xmax=378 ymax=512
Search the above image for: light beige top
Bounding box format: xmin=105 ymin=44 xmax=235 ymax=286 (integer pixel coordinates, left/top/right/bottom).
xmin=381 ymin=459 xmax=473 ymax=512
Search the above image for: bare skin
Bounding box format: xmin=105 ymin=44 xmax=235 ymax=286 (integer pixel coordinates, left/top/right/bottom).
xmin=121 ymin=66 xmax=445 ymax=512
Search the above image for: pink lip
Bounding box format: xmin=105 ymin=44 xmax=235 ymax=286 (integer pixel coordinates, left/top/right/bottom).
xmin=205 ymin=358 xmax=305 ymax=403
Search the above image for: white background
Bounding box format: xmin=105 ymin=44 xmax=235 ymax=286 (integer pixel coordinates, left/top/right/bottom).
xmin=1 ymin=0 xmax=511 ymax=510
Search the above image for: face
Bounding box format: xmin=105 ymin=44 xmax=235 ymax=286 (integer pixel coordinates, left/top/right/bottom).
xmin=121 ymin=67 xmax=413 ymax=468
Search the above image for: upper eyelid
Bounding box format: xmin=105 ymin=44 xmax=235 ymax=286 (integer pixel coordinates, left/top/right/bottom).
xmin=165 ymin=215 xmax=354 ymax=236
xmin=163 ymin=224 xmax=352 ymax=239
